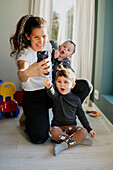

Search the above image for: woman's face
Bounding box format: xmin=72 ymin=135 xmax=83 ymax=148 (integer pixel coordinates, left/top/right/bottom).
xmin=26 ymin=27 xmax=48 ymax=51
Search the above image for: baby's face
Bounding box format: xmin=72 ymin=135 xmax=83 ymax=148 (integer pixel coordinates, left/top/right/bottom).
xmin=59 ymin=42 xmax=74 ymax=59
xmin=56 ymin=76 xmax=73 ymax=95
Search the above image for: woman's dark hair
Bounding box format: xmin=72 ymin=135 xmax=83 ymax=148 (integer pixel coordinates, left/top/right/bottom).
xmin=10 ymin=15 xmax=47 ymax=57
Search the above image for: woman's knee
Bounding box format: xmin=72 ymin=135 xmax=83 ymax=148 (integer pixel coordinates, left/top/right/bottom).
xmin=29 ymin=132 xmax=48 ymax=144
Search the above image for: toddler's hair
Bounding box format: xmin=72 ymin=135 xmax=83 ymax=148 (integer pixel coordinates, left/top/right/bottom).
xmin=10 ymin=15 xmax=48 ymax=57
xmin=56 ymin=65 xmax=76 ymax=84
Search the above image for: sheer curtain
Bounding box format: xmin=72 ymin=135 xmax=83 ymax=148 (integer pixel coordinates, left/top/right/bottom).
xmin=57 ymin=10 xmax=67 ymax=45
xmin=71 ymin=0 xmax=95 ymax=104
xmin=30 ymin=0 xmax=53 ymax=38
xmin=72 ymin=0 xmax=95 ymax=82
xmin=56 ymin=0 xmax=74 ymax=45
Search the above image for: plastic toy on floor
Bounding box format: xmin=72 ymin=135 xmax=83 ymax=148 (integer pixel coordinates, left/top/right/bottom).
xmin=86 ymin=110 xmax=99 ymax=117
xmin=0 ymin=82 xmax=20 ymax=118
xmin=14 ymin=90 xmax=23 ymax=105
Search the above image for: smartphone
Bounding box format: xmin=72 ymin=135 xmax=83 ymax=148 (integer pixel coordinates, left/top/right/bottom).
xmin=37 ymin=50 xmax=49 ymax=75
xmin=37 ymin=51 xmax=48 ymax=62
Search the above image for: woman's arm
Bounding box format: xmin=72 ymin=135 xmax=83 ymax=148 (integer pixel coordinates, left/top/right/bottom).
xmin=17 ymin=58 xmax=51 ymax=82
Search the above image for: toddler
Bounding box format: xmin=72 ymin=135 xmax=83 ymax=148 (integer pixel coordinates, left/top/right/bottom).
xmin=44 ymin=65 xmax=96 ymax=156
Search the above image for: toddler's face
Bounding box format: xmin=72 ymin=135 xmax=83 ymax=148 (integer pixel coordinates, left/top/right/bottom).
xmin=56 ymin=76 xmax=73 ymax=95
xmin=26 ymin=27 xmax=48 ymax=52
xmin=59 ymin=42 xmax=74 ymax=59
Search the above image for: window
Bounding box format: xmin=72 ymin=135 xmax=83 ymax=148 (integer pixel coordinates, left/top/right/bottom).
xmin=51 ymin=0 xmax=74 ymax=43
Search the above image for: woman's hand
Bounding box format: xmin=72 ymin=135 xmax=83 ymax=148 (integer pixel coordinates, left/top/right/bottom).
xmin=17 ymin=57 xmax=51 ymax=82
xmin=89 ymin=130 xmax=96 ymax=138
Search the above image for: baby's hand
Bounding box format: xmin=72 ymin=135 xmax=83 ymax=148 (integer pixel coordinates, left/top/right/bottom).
xmin=54 ymin=49 xmax=60 ymax=59
xmin=43 ymin=78 xmax=52 ymax=89
xmin=89 ymin=130 xmax=96 ymax=138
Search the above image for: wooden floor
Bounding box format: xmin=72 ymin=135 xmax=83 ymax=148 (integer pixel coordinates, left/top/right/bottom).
xmin=0 ymin=103 xmax=113 ymax=170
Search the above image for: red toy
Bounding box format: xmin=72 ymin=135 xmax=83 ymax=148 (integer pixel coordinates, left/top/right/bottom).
xmin=86 ymin=110 xmax=99 ymax=117
xmin=14 ymin=90 xmax=23 ymax=105
xmin=0 ymin=82 xmax=20 ymax=118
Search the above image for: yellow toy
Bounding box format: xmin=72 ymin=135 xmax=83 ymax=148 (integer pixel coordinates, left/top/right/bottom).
xmin=0 ymin=82 xmax=16 ymax=102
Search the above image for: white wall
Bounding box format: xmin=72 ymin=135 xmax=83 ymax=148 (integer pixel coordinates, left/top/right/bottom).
xmin=0 ymin=0 xmax=30 ymax=90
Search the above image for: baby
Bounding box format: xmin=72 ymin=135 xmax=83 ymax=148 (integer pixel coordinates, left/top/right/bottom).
xmin=51 ymin=40 xmax=76 ymax=83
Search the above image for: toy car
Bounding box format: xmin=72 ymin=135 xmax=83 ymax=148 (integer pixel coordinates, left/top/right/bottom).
xmin=0 ymin=100 xmax=20 ymax=118
xmin=0 ymin=82 xmax=20 ymax=118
